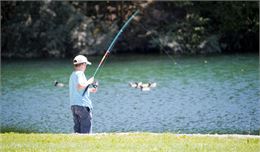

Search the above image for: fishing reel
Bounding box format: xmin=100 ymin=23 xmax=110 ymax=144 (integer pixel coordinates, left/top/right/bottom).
xmin=92 ymin=81 xmax=99 ymax=88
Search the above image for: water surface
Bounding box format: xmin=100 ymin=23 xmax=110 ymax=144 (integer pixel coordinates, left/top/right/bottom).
xmin=1 ymin=54 xmax=259 ymax=134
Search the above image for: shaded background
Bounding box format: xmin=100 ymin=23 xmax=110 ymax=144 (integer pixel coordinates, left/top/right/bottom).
xmin=1 ymin=1 xmax=259 ymax=58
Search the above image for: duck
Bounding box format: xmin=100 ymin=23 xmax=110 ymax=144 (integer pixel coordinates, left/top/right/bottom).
xmin=129 ymin=82 xmax=143 ymax=88
xmin=140 ymin=82 xmax=157 ymax=88
xmin=54 ymin=80 xmax=65 ymax=87
xmin=140 ymin=83 xmax=157 ymax=91
xmin=148 ymin=82 xmax=157 ymax=88
xmin=129 ymin=82 xmax=138 ymax=88
xmin=140 ymin=86 xmax=151 ymax=91
xmin=129 ymin=82 xmax=157 ymax=91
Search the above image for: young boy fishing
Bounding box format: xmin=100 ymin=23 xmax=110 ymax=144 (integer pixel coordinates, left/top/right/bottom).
xmin=69 ymin=55 xmax=97 ymax=134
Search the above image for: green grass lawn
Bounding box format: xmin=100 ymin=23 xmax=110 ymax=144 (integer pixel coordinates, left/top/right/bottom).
xmin=1 ymin=132 xmax=259 ymax=152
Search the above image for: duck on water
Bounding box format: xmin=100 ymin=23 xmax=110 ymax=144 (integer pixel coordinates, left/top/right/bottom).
xmin=54 ymin=80 xmax=156 ymax=91
xmin=54 ymin=80 xmax=65 ymax=88
xmin=129 ymin=82 xmax=157 ymax=91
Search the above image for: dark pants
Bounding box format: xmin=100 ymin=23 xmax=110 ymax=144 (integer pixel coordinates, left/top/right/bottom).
xmin=71 ymin=105 xmax=92 ymax=134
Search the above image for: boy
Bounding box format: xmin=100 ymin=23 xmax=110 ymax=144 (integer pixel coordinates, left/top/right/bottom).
xmin=69 ymin=55 xmax=97 ymax=133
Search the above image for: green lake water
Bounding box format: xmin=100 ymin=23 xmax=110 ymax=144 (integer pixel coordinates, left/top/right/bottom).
xmin=1 ymin=54 xmax=259 ymax=134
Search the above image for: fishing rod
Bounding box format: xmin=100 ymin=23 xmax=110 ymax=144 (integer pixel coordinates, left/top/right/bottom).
xmin=82 ymin=10 xmax=139 ymax=96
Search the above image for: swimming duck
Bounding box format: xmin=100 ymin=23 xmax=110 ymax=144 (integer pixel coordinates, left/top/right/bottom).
xmin=54 ymin=80 xmax=65 ymax=87
xmin=149 ymin=82 xmax=157 ymax=88
xmin=140 ymin=82 xmax=157 ymax=88
xmin=129 ymin=82 xmax=137 ymax=88
xmin=140 ymin=86 xmax=151 ymax=91
xmin=129 ymin=82 xmax=143 ymax=88
xmin=129 ymin=82 xmax=157 ymax=91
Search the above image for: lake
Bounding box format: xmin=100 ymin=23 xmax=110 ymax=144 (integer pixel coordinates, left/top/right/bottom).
xmin=1 ymin=54 xmax=259 ymax=134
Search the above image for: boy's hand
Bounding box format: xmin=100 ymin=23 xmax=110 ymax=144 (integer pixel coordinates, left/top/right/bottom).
xmin=90 ymin=88 xmax=98 ymax=93
xmin=88 ymin=76 xmax=95 ymax=85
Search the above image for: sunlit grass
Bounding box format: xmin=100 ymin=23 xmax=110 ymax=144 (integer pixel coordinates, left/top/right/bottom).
xmin=1 ymin=132 xmax=259 ymax=152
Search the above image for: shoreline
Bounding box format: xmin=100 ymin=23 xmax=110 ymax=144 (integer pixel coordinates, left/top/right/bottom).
xmin=70 ymin=132 xmax=260 ymax=138
xmin=2 ymin=132 xmax=259 ymax=138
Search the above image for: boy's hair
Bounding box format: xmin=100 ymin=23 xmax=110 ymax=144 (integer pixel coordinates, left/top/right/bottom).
xmin=74 ymin=63 xmax=85 ymax=67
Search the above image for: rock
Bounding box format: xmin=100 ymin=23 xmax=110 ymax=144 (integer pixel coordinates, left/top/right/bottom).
xmin=167 ymin=41 xmax=183 ymax=53
xmin=198 ymin=35 xmax=221 ymax=54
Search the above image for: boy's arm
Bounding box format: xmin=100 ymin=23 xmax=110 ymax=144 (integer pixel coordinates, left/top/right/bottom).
xmin=77 ymin=76 xmax=94 ymax=90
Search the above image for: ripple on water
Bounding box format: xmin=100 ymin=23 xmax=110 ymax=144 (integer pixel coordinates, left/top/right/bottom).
xmin=1 ymin=54 xmax=259 ymax=134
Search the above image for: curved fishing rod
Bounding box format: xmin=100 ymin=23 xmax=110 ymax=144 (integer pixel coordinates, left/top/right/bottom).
xmin=82 ymin=10 xmax=139 ymax=96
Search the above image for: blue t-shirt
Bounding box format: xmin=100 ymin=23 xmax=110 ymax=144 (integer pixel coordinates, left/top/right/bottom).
xmin=69 ymin=71 xmax=93 ymax=109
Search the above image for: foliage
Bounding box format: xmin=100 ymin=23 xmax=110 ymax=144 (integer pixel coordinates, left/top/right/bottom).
xmin=147 ymin=1 xmax=259 ymax=54
xmin=1 ymin=1 xmax=259 ymax=58
xmin=1 ymin=1 xmax=79 ymax=58
xmin=192 ymin=2 xmax=259 ymax=53
xmin=154 ymin=13 xmax=210 ymax=54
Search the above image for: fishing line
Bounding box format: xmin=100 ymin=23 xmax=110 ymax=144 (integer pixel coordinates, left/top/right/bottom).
xmin=136 ymin=22 xmax=201 ymax=98
xmin=137 ymin=22 xmax=181 ymax=67
xmin=138 ymin=22 xmax=183 ymax=72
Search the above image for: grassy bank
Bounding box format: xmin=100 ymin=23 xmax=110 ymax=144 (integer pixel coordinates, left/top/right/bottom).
xmin=1 ymin=132 xmax=259 ymax=152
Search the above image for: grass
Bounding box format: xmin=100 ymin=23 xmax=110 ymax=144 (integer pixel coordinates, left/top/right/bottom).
xmin=0 ymin=126 xmax=38 ymax=134
xmin=1 ymin=132 xmax=259 ymax=152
